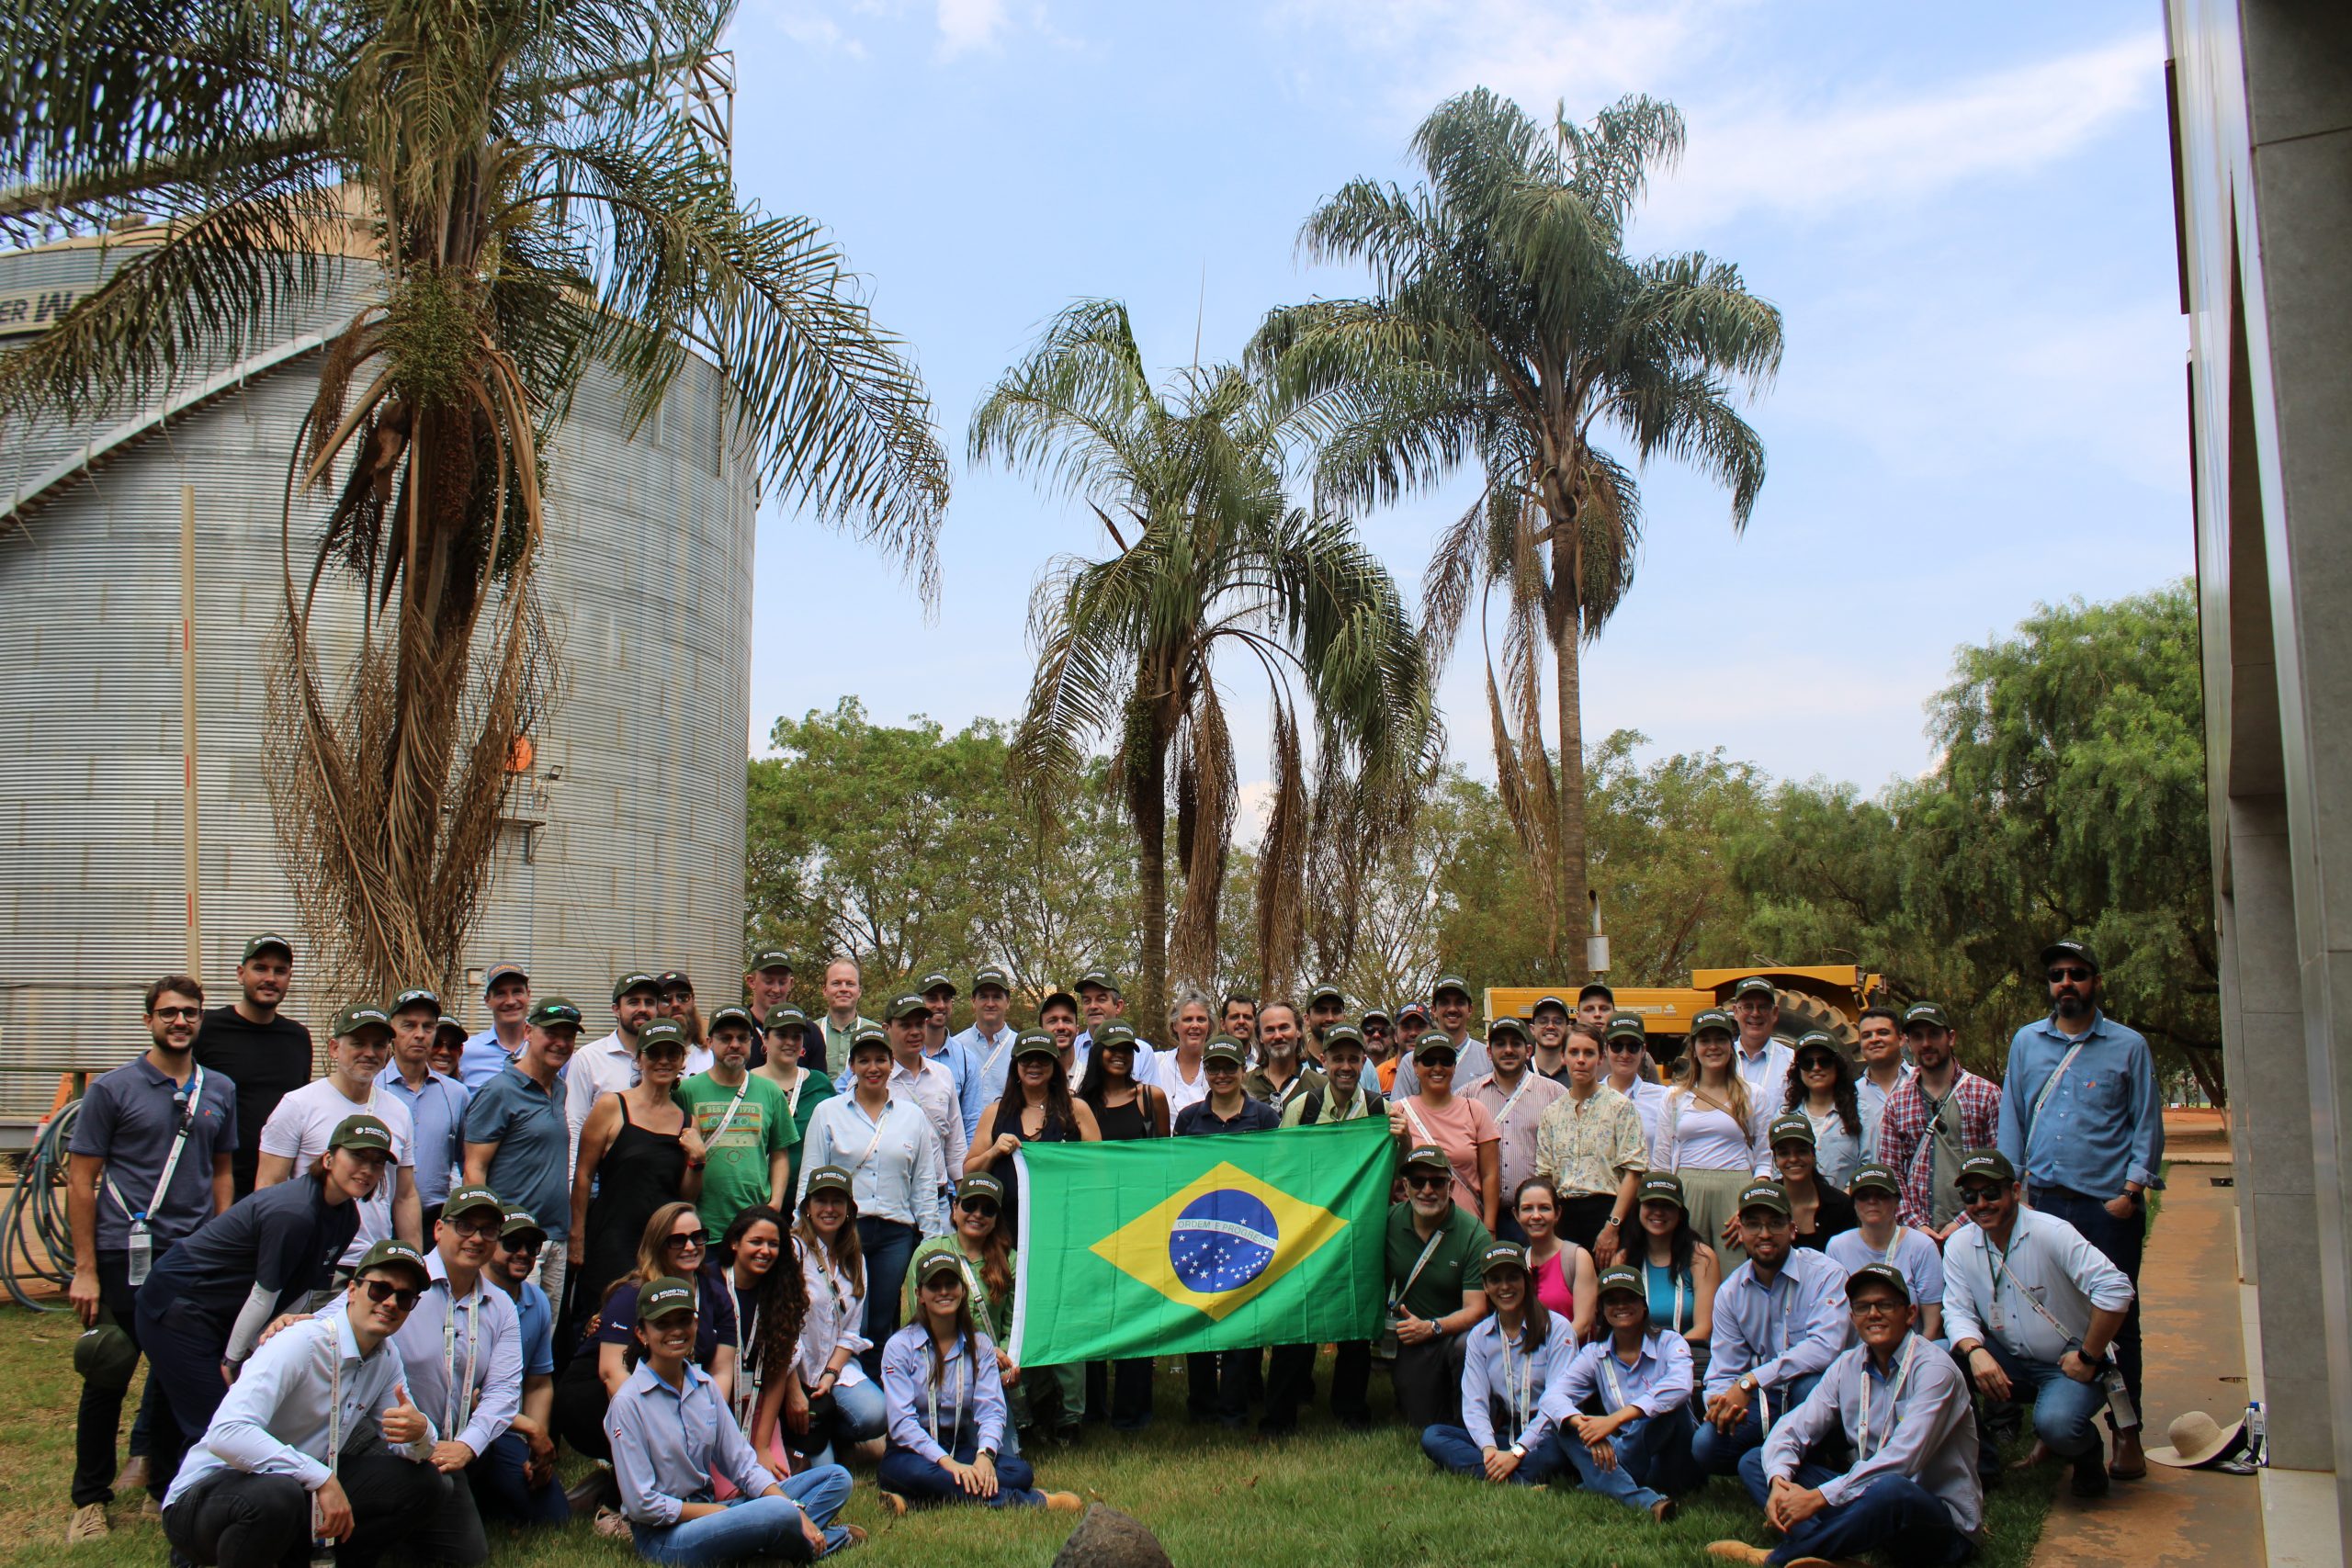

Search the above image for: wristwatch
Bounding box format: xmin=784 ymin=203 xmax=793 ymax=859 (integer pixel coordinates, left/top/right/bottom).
xmin=1737 ymin=1373 xmax=1758 ymax=1393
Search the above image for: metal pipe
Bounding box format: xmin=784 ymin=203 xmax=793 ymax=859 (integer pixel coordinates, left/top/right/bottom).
xmin=180 ymin=482 xmax=202 ymax=978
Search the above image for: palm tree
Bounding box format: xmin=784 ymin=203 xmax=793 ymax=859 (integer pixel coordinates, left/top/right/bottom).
xmin=1253 ymin=88 xmax=1781 ymax=980
xmin=1 ymin=0 xmax=950 ymax=995
xmin=972 ymin=299 xmax=1435 ymax=1025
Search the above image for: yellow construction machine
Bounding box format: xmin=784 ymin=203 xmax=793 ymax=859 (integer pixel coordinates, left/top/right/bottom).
xmin=1486 ymin=964 xmax=1885 ymax=1060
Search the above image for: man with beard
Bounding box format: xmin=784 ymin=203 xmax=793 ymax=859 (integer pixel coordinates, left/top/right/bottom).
xmin=1304 ymin=984 xmax=1346 ymax=1066
xmin=195 ymin=933 xmax=311 ymax=1199
xmin=379 ymin=987 xmax=470 ymax=1232
xmin=1393 ymin=976 xmax=1489 ymax=1097
xmin=1995 ymin=941 xmax=2161 ymax=1482
xmin=1874 ymin=1003 xmax=2000 ymax=1242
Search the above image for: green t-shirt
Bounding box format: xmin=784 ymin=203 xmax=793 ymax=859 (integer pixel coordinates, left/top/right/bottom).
xmin=677 ymin=1070 xmax=795 ymax=1236
xmin=1385 ymin=1201 xmax=1492 ymax=1322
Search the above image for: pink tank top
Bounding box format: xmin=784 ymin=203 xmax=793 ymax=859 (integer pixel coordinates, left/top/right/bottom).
xmin=1531 ymin=1247 xmax=1576 ymax=1317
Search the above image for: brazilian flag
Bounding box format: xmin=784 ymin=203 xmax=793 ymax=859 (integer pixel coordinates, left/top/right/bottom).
xmin=1008 ymin=1118 xmax=1391 ymax=1364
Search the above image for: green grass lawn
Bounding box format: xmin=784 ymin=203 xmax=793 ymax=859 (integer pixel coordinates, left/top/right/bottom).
xmin=0 ymin=1328 xmax=2056 ymax=1568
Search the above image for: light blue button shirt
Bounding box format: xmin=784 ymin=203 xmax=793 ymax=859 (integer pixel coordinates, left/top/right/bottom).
xmin=1459 ymin=1311 xmax=1577 ymax=1452
xmin=375 ymin=1065 xmax=469 ymax=1207
xmin=1856 ymin=1064 xmax=1912 ymax=1162
xmin=1763 ymin=1334 xmax=1984 ymax=1535
xmin=794 ymin=1093 xmax=946 ymax=1235
xmin=458 ymin=1028 xmax=523 ymax=1090
xmin=925 ymin=1034 xmax=987 ymax=1142
xmin=1825 ymin=1225 xmax=1947 ymax=1307
xmin=1996 ymin=1010 xmax=2164 ymax=1195
xmin=322 ymin=1247 xmax=519 ymax=1457
xmin=605 ymin=1359 xmax=778 ymax=1526
xmin=165 ymin=1313 xmax=437 ymax=1509
xmin=1705 ymin=1245 xmax=1851 ymax=1401
xmin=1942 ymin=1208 xmax=2133 ymax=1366
xmin=1549 ymin=1329 xmax=1696 ymax=1424
xmin=880 ymin=1322 xmax=1009 ymax=1462
xmin=953 ymin=1024 xmax=1021 ymax=1123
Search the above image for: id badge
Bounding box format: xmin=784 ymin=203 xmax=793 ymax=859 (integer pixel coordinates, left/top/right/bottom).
xmin=127 ymin=1223 xmax=153 ymax=1286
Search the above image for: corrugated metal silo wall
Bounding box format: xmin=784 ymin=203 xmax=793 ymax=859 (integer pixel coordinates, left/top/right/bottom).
xmin=0 ymin=241 xmax=754 ymax=1125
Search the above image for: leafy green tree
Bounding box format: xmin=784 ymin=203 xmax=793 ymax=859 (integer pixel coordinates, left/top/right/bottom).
xmin=1254 ymin=87 xmax=1781 ymax=982
xmin=3 ymin=0 xmax=948 ymax=995
xmin=972 ymin=299 xmax=1436 ymax=1026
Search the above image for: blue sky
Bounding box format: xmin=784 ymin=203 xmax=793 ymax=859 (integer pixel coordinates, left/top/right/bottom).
xmin=731 ymin=0 xmax=2188 ymax=808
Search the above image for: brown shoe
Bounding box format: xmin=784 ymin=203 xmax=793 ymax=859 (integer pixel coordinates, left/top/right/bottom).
xmin=66 ymin=1504 xmax=109 ymax=1546
xmin=117 ymin=1457 xmax=150 ymax=1493
xmin=2009 ymin=1439 xmax=2053 ymax=1471
xmin=1705 ymin=1545 xmax=1770 ymax=1566
xmin=2109 ymin=1428 xmax=2148 ymax=1480
xmin=839 ymin=1524 xmax=868 ymax=1548
xmin=877 ymin=1491 xmax=908 ymax=1518
xmin=1043 ymin=1491 xmax=1084 ymax=1513
xmin=1650 ymin=1497 xmax=1678 ymax=1524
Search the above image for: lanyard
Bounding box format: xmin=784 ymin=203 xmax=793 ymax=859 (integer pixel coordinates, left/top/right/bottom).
xmin=1489 ymin=1074 xmax=1535 ymax=1130
xmin=927 ymin=1342 xmax=967 ymax=1448
xmin=106 ymin=1066 xmax=206 ymax=1225
xmin=729 ymin=1278 xmax=758 ymax=1433
xmin=845 ymin=1100 xmax=893 ymax=1169
xmin=1497 ymin=1325 xmax=1529 ymax=1442
xmin=327 ymin=1344 xmax=342 ymax=1476
xmin=443 ymin=1288 xmax=480 ymax=1438
xmin=1983 ymin=1228 xmax=2078 ymax=1349
xmin=1599 ymin=1341 xmax=1639 ymax=1415
xmin=1391 ymin=1222 xmax=1447 ymax=1314
xmin=1857 ymin=1336 xmax=1921 ymax=1458
xmin=706 ymin=1080 xmax=752 ymax=1151
xmin=781 ymin=1069 xmax=806 ymax=1120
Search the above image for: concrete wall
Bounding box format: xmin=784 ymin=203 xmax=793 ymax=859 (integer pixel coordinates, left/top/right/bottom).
xmin=2169 ymin=0 xmax=2352 ymax=1536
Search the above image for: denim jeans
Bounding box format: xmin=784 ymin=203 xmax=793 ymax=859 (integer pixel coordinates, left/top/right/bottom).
xmin=1736 ymin=1455 xmax=1973 ymax=1565
xmin=466 ymin=1431 xmax=570 ymax=1527
xmin=630 ymin=1465 xmax=854 ymax=1563
xmin=1565 ymin=1404 xmax=1699 ymax=1511
xmin=876 ymin=1433 xmax=1045 ymax=1508
xmin=854 ymin=1220 xmax=917 ymax=1381
xmin=1419 ymin=1422 xmax=1564 ymax=1484
xmin=1692 ymin=1373 xmax=1822 ymax=1477
xmin=1974 ymin=1340 xmax=2109 ymax=1458
xmin=2031 ymin=1186 xmax=2144 ymax=1424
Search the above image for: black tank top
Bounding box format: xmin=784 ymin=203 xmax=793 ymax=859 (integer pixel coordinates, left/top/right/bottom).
xmin=1090 ymin=1091 xmax=1156 ymax=1142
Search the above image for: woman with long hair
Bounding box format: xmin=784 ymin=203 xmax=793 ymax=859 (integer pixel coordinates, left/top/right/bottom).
xmin=719 ymin=1204 xmax=808 ymax=1485
xmin=1419 ymin=1243 xmax=1576 ymax=1484
xmin=1512 ymin=1177 xmax=1597 ymax=1343
xmin=1076 ymin=1032 xmax=1168 ymax=1429
xmin=875 ymin=1251 xmax=1079 ymax=1514
xmin=1652 ymin=1010 xmax=1767 ymax=1269
xmin=1386 ymin=1035 xmax=1502 ymax=1234
xmin=760 ymin=1166 xmax=885 ymax=1468
xmin=1628 ymin=1173 xmax=1719 ymax=1393
xmin=1157 ymin=989 xmax=1215 ymax=1120
xmin=1768 ymin=1113 xmax=1858 ymax=1250
xmin=1780 ymin=1032 xmax=1864 ymax=1189
xmin=570 ymin=1021 xmax=705 ymax=1316
xmin=896 ymin=1176 xmax=1025 ymax=1448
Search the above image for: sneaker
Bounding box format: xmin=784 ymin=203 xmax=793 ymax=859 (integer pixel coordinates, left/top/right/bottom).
xmin=1650 ymin=1497 xmax=1678 ymax=1524
xmin=566 ymin=1468 xmax=615 ymax=1516
xmin=117 ymin=1457 xmax=151 ymax=1493
xmin=1043 ymin=1492 xmax=1083 ymax=1513
xmin=141 ymin=1495 xmax=163 ymax=1519
xmin=67 ymin=1504 xmax=110 ymax=1545
xmin=840 ymin=1524 xmax=868 ymax=1547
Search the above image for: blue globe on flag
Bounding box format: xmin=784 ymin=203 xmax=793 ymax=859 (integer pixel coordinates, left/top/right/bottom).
xmin=1168 ymin=1188 xmax=1279 ymax=1293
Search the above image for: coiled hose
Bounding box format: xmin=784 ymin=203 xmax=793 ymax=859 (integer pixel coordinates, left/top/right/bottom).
xmin=4 ymin=1097 xmax=79 ymax=1311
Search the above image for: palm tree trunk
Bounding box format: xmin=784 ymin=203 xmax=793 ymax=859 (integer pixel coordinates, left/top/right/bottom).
xmin=1554 ymin=615 xmax=1588 ymax=981
xmin=1135 ymin=736 xmax=1170 ymax=1036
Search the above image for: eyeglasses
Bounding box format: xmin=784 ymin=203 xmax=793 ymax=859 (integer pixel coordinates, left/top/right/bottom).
xmin=2046 ymin=966 xmax=2091 ymax=983
xmin=1850 ymin=1300 xmax=1906 ymax=1318
xmin=447 ymin=1215 xmax=503 ymax=1239
xmin=357 ymin=1280 xmax=422 ymax=1311
xmin=666 ymin=1230 xmax=710 ymax=1250
xmin=152 ymin=1006 xmax=201 ymax=1021
xmin=1958 ymin=1187 xmax=2005 ymax=1208
xmin=959 ymin=1200 xmax=1000 ymax=1218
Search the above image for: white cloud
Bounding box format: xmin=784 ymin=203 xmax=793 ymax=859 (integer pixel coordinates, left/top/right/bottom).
xmin=745 ymin=0 xmax=869 ymax=56
xmin=935 ymin=0 xmax=1009 ymax=57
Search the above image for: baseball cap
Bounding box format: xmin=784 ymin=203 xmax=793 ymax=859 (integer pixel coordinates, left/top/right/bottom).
xmin=1075 ymin=967 xmax=1121 ymax=994
xmin=1040 ymin=988 xmax=1080 ymax=1019
xmin=1486 ymin=1014 xmax=1529 ymax=1041
xmin=353 ymin=1238 xmax=431 ymax=1292
xmin=389 ymin=987 xmax=440 ymax=1016
xmin=914 ymin=1248 xmax=967 ymax=1286
xmin=1577 ymin=982 xmax=1614 ymax=1004
xmin=920 ymin=971 xmax=957 ymax=997
xmin=655 ymin=969 xmax=693 ymax=992
xmin=972 ymin=964 xmax=1012 ymax=993
xmin=440 ymin=1186 xmax=504 ymax=1224
xmin=1689 ymin=1007 xmax=1736 ymax=1037
xmin=499 ymin=1206 xmax=548 ymax=1244
xmin=1531 ymin=994 xmax=1570 ymax=1019
xmin=332 ymin=1004 xmax=392 ymax=1039
xmin=1732 ymin=976 xmax=1777 ymax=1002
xmin=763 ymin=1005 xmax=808 ymax=1032
xmin=885 ymin=993 xmax=931 ymax=1022
xmin=433 ymin=1014 xmax=466 ymax=1041
xmin=637 ymin=1019 xmax=686 ymax=1054
xmin=707 ymin=1004 xmax=755 ymax=1033
xmin=637 ymin=1276 xmax=696 ymax=1321
xmin=1359 ymin=1006 xmax=1391 ymax=1026
xmin=2040 ymin=939 xmax=2100 ymax=974
xmin=801 ymin=1165 xmax=854 ymax=1201
xmin=1322 ymin=1023 xmax=1365 ymax=1053
xmin=1902 ymin=1001 xmax=1951 ymax=1032
xmin=1792 ymin=1031 xmax=1838 ymax=1056
xmin=483 ymin=963 xmax=527 ymax=990
xmin=1847 ymin=1262 xmax=1913 ymax=1303
xmin=1203 ymin=1034 xmax=1248 ymax=1066
xmin=612 ymin=971 xmax=661 ymax=1004
xmin=850 ymin=1023 xmax=890 ymax=1053
xmin=1957 ymin=1148 xmax=2016 ymax=1186
xmin=1636 ymin=1172 xmax=1686 ymax=1211
xmin=1411 ymin=1032 xmax=1457 ymax=1063
xmin=1012 ymin=1030 xmax=1060 ymax=1061
xmin=1094 ymin=1021 xmax=1138 ymax=1050
xmin=1595 ymin=1263 xmax=1645 ymax=1300
xmin=1308 ymin=983 xmax=1344 ymax=1007
xmin=1401 ymin=1144 xmax=1452 ymax=1175
xmin=748 ymin=948 xmax=793 ymax=973
xmin=1480 ymin=1242 xmax=1530 ymax=1274
xmin=1395 ymin=1000 xmax=1430 ymax=1025
xmin=1767 ymin=1113 xmax=1816 ymax=1149
xmin=241 ymin=931 xmax=294 ymax=961
xmin=1736 ymin=1179 xmax=1793 ymax=1218
xmin=1606 ymin=1010 xmax=1648 ymax=1043
xmin=1431 ymin=974 xmax=1472 ymax=1001
xmin=1849 ymin=1163 xmax=1902 ymax=1198
xmin=74 ymin=1323 xmax=140 ymax=1389
xmin=959 ymin=1170 xmax=1007 ymax=1204
xmin=526 ymin=996 xmax=583 ymax=1029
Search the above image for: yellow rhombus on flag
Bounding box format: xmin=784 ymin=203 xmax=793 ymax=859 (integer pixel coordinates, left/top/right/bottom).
xmin=1089 ymin=1160 xmax=1349 ymax=1320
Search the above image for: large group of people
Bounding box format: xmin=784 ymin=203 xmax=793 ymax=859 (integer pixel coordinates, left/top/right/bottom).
xmin=60 ymin=933 xmax=2165 ymax=1565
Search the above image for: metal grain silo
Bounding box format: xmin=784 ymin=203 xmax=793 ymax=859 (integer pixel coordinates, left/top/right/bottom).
xmin=0 ymin=228 xmax=755 ymax=1134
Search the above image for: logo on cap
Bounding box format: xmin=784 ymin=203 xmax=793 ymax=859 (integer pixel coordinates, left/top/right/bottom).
xmin=1737 ymin=1180 xmax=1792 ymax=1215
xmin=638 ymin=1277 xmax=696 ymax=1320
xmin=242 ymin=931 xmax=295 ymax=961
xmin=707 ymin=1004 xmax=754 ymax=1033
xmin=329 ymin=1114 xmax=394 ymax=1152
xmin=1596 ymin=1263 xmax=1645 ymax=1298
xmin=332 ymin=1004 xmax=392 ymax=1038
xmin=612 ymin=971 xmax=661 ymax=1003
xmin=639 ymin=1019 xmax=685 ymax=1052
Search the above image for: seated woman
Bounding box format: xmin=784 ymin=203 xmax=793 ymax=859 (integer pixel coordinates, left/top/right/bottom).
xmin=1419 ymin=1243 xmax=1576 ymax=1485
xmin=605 ymin=1276 xmax=861 ymax=1562
xmin=1628 ymin=1173 xmax=1721 ymax=1398
xmin=758 ymin=1167 xmax=886 ymax=1469
xmin=899 ymin=1174 xmax=1021 ymax=1450
xmin=554 ymin=1202 xmax=739 ymax=1487
xmin=1513 ymin=1177 xmax=1598 ymax=1344
xmin=720 ymin=1205 xmax=808 ymax=1487
xmin=876 ymin=1251 xmax=1080 ymax=1514
xmin=1544 ymin=1263 xmax=1698 ymax=1522
xmin=1768 ymin=1114 xmax=1857 ymax=1251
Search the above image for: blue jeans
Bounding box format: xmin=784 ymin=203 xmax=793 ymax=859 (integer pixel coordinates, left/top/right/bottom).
xmin=1419 ymin=1422 xmax=1564 ymax=1484
xmin=1566 ymin=1404 xmax=1698 ymax=1512
xmin=467 ymin=1431 xmax=570 ymax=1527
xmin=1977 ymin=1340 xmax=2108 ymax=1458
xmin=1736 ymin=1455 xmax=1973 ymax=1565
xmin=1693 ymin=1373 xmax=1821 ymax=1477
xmin=855 ymin=1220 xmax=917 ymax=1381
xmin=630 ymin=1466 xmax=854 ymax=1563
xmin=2030 ymin=1186 xmax=2143 ymax=1423
xmin=805 ymin=1376 xmax=888 ymax=1467
xmin=876 ymin=1432 xmax=1045 ymax=1508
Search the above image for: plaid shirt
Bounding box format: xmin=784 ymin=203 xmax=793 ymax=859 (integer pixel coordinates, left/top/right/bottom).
xmin=1874 ymin=1068 xmax=2002 ymax=1228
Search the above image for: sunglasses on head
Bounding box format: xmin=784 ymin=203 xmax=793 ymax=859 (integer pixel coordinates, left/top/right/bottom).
xmin=666 ymin=1230 xmax=710 ymax=1250
xmin=358 ymin=1279 xmax=422 ymax=1310
xmin=2047 ymin=966 xmax=2091 ymax=983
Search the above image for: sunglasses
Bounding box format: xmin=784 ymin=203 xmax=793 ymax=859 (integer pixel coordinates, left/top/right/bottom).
xmin=666 ymin=1230 xmax=710 ymax=1250
xmin=1405 ymin=1173 xmax=1449 ymax=1190
xmin=500 ymin=1238 xmax=542 ymax=1258
xmin=2046 ymin=966 xmax=2092 ymax=983
xmin=1606 ymin=1039 xmax=1644 ymax=1053
xmin=1958 ymin=1187 xmax=2005 ymax=1208
xmin=357 ymin=1280 xmax=422 ymax=1310
xmin=959 ymin=1200 xmax=1000 ymax=1218
xmin=1797 ymin=1055 xmax=1838 ymax=1072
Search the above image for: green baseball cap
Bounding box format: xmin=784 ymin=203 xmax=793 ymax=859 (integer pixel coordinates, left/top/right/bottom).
xmin=1577 ymin=982 xmax=1614 ymax=1004
xmin=1902 ymin=1001 xmax=1951 ymax=1032
xmin=2040 ymin=939 xmax=2100 ymax=974
xmin=74 ymin=1323 xmax=140 ymax=1389
xmin=1531 ymin=994 xmax=1570 ymax=1019
xmin=1308 ymin=983 xmax=1344 ymax=1008
xmin=656 ymin=970 xmax=693 ymax=994
xmin=749 ymin=948 xmax=793 ymax=973
xmin=1040 ymin=988 xmax=1080 ymax=1018
xmin=1736 ymin=1179 xmax=1793 ymax=1218
xmin=1431 ymin=974 xmax=1471 ymax=1001
xmin=1359 ymin=1006 xmax=1391 ymax=1026
xmin=1321 ymin=1023 xmax=1365 ymax=1053
xmin=763 ymin=1005 xmax=808 ymax=1032
xmin=354 ymin=1238 xmax=431 ymax=1292
xmin=1075 ymin=967 xmax=1123 ymax=995
xmin=1401 ymin=1143 xmax=1451 ymax=1175
xmin=1731 ymin=976 xmax=1777 ymax=1002
xmin=1411 ymin=1032 xmax=1457 ymax=1062
xmin=1793 ymin=1031 xmax=1838 ymax=1055
xmin=958 ymin=1170 xmax=1007 ymax=1205
xmin=526 ymin=996 xmax=583 ymax=1029
xmin=1768 ymin=1113 xmax=1816 ymax=1148
xmin=612 ymin=971 xmax=661 ymax=1004
xmin=433 ymin=1015 xmax=466 ymax=1041
xmin=332 ymin=1004 xmax=393 ymax=1040
xmin=1595 ymin=1263 xmax=1645 ymax=1300
xmin=637 ymin=1275 xmax=696 ymax=1322
xmin=849 ymin=1023 xmax=890 ymax=1054
xmin=914 ymin=1247 xmax=967 ymax=1286
xmin=1957 ymin=1148 xmax=2016 ymax=1186
xmin=1636 ymin=1172 xmax=1686 ymax=1210
xmin=1849 ymin=1162 xmax=1902 ymax=1198
xmin=483 ymin=963 xmax=528 ymax=990
xmin=918 ymin=971 xmax=956 ymax=998
xmin=801 ymin=1165 xmax=854 ymax=1201
xmin=389 ymin=987 xmax=440 ymax=1017
xmin=1846 ymin=1262 xmax=1913 ymax=1303
xmin=885 ymin=993 xmax=931 ymax=1022
xmin=329 ymin=1113 xmax=396 ymax=1154
xmin=1012 ymin=1030 xmax=1060 ymax=1061
xmin=972 ymin=964 xmax=1012 ymax=993
xmin=638 ymin=1019 xmax=686 ymax=1054
xmin=1479 ymin=1241 xmax=1530 ymax=1274
xmin=500 ymin=1206 xmax=547 ymax=1244
xmin=1689 ymin=1007 xmax=1736 ymax=1037
xmin=1606 ymin=1010 xmax=1648 ymax=1043
xmin=439 ymin=1185 xmax=504 ymax=1224
xmin=1093 ymin=1021 xmax=1137 ymax=1049
xmin=1203 ymin=1034 xmax=1248 ymax=1066
xmin=242 ymin=931 xmax=294 ymax=962
xmin=707 ymin=1004 xmax=755 ymax=1033
xmin=1486 ymin=1013 xmax=1529 ymax=1041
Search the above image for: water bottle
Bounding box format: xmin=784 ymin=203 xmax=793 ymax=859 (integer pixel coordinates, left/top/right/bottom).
xmin=2246 ymin=1400 xmax=2267 ymax=1467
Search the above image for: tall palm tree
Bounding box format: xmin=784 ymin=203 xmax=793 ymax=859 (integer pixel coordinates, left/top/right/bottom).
xmin=1253 ymin=88 xmax=1781 ymax=980
xmin=973 ymin=299 xmax=1434 ymax=1025
xmin=1 ymin=0 xmax=950 ymax=995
